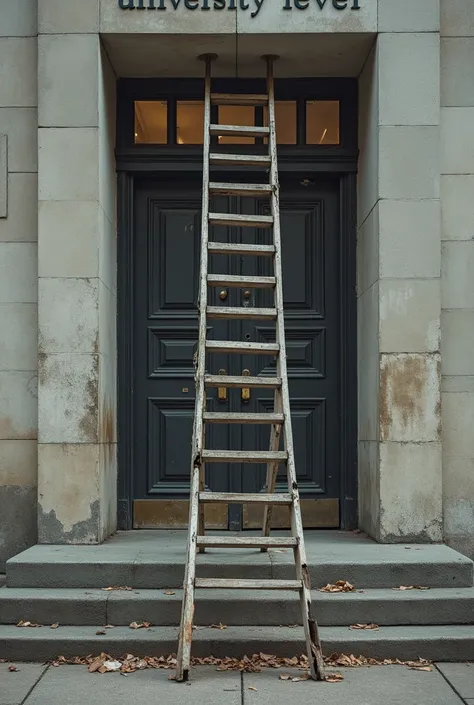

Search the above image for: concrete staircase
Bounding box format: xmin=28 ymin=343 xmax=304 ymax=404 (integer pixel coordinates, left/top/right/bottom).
xmin=1 ymin=531 xmax=473 ymax=661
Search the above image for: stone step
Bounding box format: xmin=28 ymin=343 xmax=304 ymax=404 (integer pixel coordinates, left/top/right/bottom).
xmin=1 ymin=624 xmax=473 ymax=662
xmin=2 ymin=587 xmax=474 ymax=627
xmin=6 ymin=537 xmax=473 ymax=589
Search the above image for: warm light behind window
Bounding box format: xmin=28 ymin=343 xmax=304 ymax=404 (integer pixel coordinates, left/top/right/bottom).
xmin=218 ymin=106 xmax=255 ymax=144
xmin=306 ymin=101 xmax=340 ymax=145
xmin=264 ymin=101 xmax=297 ymax=145
xmin=177 ymin=101 xmax=204 ymax=145
xmin=134 ymin=101 xmax=167 ymax=144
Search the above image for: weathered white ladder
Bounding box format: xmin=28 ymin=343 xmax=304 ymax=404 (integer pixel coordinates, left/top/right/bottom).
xmin=176 ymin=54 xmax=325 ymax=683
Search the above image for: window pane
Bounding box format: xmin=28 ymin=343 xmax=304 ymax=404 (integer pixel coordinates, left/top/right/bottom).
xmin=218 ymin=106 xmax=255 ymax=145
xmin=135 ymin=101 xmax=167 ymax=144
xmin=177 ymin=101 xmax=204 ymax=145
xmin=264 ymin=101 xmax=297 ymax=145
xmin=306 ymin=101 xmax=340 ymax=145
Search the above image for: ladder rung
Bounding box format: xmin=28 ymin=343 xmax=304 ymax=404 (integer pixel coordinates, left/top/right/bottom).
xmin=211 ymin=93 xmax=269 ymax=106
xmin=209 ymin=153 xmax=271 ymax=168
xmin=208 ymin=242 xmax=275 ymax=257
xmin=208 ymin=274 xmax=275 ymax=289
xmin=196 ymin=578 xmax=302 ymax=590
xmin=209 ymin=183 xmax=272 ymax=198
xmin=199 ymin=492 xmax=292 ymax=505
xmin=203 ymin=412 xmax=284 ymax=424
xmin=205 ymin=341 xmax=279 ymax=355
xmin=209 ymin=213 xmax=274 ymax=229
xmin=207 ymin=306 xmax=277 ymax=320
xmin=202 ymin=450 xmax=287 ymax=464
xmin=205 ymin=374 xmax=281 ymax=389
xmin=196 ymin=536 xmax=297 ymax=549
xmin=211 ymin=124 xmax=270 ymax=138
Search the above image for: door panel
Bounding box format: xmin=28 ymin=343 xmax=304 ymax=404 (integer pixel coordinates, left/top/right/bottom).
xmin=133 ymin=176 xmax=341 ymax=529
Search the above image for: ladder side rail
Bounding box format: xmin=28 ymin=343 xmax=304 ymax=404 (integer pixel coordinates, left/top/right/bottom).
xmin=176 ymin=54 xmax=213 ymax=683
xmin=265 ymin=56 xmax=325 ymax=682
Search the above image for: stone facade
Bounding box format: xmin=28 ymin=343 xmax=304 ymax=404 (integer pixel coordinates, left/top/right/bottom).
xmin=0 ymin=0 xmax=473 ymax=568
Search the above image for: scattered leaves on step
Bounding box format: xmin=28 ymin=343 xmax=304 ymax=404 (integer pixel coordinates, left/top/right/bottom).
xmin=101 ymin=586 xmax=133 ymax=592
xmin=96 ymin=630 xmax=106 ymax=635
xmin=8 ymin=664 xmax=18 ymax=672
xmin=248 ymin=686 xmax=258 ymax=691
xmin=129 ymin=621 xmax=151 ymax=630
xmin=393 ymin=586 xmax=430 ymax=591
xmin=16 ymin=620 xmax=41 ymax=628
xmin=163 ymin=591 xmax=175 ymax=596
xmin=325 ymin=672 xmax=344 ymax=683
xmin=319 ymin=580 xmax=355 ymax=593
xmin=47 ymin=652 xmax=434 ymax=677
xmin=50 ymin=623 xmax=59 ymax=629
xmin=349 ymin=623 xmax=379 ymax=631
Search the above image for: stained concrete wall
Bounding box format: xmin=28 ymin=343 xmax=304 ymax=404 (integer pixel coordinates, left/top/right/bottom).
xmin=358 ymin=0 xmax=442 ymax=543
xmin=440 ymin=0 xmax=474 ymax=560
xmin=0 ymin=0 xmax=38 ymax=570
xmin=37 ymin=4 xmax=117 ymax=543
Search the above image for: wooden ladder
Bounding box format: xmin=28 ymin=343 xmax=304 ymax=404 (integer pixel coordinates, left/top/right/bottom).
xmin=176 ymin=54 xmax=325 ymax=683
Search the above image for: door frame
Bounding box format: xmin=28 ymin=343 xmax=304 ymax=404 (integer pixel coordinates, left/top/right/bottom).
xmin=116 ymin=78 xmax=358 ymax=531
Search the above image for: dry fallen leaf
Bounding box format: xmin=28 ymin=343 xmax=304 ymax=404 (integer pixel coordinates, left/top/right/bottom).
xmin=163 ymin=591 xmax=175 ymax=596
xmin=279 ymin=673 xmax=292 ymax=680
xmin=349 ymin=623 xmax=379 ymax=631
xmin=326 ymin=672 xmax=344 ymax=683
xmin=101 ymin=586 xmax=133 ymax=592
xmin=95 ymin=630 xmax=106 ymax=635
xmin=129 ymin=621 xmax=151 ymax=630
xmin=8 ymin=665 xmax=18 ymax=672
xmin=393 ymin=586 xmax=430 ymax=591
xmin=50 ymin=623 xmax=59 ymax=629
xmin=88 ymin=658 xmax=104 ymax=673
xmin=16 ymin=620 xmax=41 ymax=628
xmin=209 ymin=623 xmax=227 ymax=630
xmin=291 ymin=674 xmax=310 ymax=682
xmin=409 ymin=666 xmax=432 ymax=672
xmin=319 ymin=581 xmax=355 ymax=593
xmin=104 ymin=625 xmax=115 ymax=629
xmin=248 ymin=686 xmax=258 ymax=691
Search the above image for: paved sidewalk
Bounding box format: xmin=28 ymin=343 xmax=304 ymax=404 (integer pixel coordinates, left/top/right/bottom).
xmin=1 ymin=662 xmax=473 ymax=705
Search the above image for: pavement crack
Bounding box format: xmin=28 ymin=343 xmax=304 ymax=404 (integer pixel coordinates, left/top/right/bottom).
xmin=20 ymin=664 xmax=50 ymax=705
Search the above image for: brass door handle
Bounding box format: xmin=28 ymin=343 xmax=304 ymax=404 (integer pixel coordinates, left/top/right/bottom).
xmin=242 ymin=369 xmax=251 ymax=402
xmin=217 ymin=369 xmax=227 ymax=402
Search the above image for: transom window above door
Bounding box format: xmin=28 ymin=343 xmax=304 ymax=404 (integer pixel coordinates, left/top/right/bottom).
xmin=134 ymin=98 xmax=339 ymax=146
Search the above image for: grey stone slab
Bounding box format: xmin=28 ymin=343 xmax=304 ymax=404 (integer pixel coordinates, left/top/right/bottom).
xmin=0 ymin=588 xmax=107 ymax=626
xmin=243 ymin=666 xmax=463 ymax=705
xmin=6 ymin=531 xmax=473 ymax=589
xmin=0 ymin=663 xmax=47 ymax=705
xmin=1 ymin=625 xmax=474 ymax=663
xmin=107 ymin=587 xmax=474 ymax=627
xmin=436 ymin=663 xmax=474 ymax=699
xmin=25 ymin=665 xmax=240 ymax=705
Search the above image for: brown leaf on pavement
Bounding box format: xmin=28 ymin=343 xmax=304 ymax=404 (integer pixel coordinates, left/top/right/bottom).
xmin=163 ymin=591 xmax=175 ymax=596
xmin=209 ymin=623 xmax=227 ymax=630
xmin=129 ymin=621 xmax=151 ymax=629
xmin=104 ymin=625 xmax=115 ymax=629
xmin=50 ymin=623 xmax=59 ymax=629
xmin=16 ymin=620 xmax=41 ymax=628
xmin=319 ymin=581 xmax=355 ymax=593
xmin=8 ymin=665 xmax=18 ymax=672
xmin=248 ymin=686 xmax=258 ymax=691
xmin=393 ymin=586 xmax=430 ymax=591
xmin=95 ymin=630 xmax=106 ymax=635
xmin=279 ymin=673 xmax=292 ymax=680
xmin=325 ymin=672 xmax=344 ymax=683
xmin=101 ymin=586 xmax=133 ymax=591
xmin=88 ymin=658 xmax=104 ymax=673
xmin=349 ymin=623 xmax=379 ymax=630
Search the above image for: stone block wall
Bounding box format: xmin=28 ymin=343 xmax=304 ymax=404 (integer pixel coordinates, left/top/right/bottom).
xmin=440 ymin=0 xmax=474 ymax=559
xmin=37 ymin=2 xmax=117 ymax=544
xmin=0 ymin=0 xmax=39 ymax=570
xmin=358 ymin=0 xmax=443 ymax=543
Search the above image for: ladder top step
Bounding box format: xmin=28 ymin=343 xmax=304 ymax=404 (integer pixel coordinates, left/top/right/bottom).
xmin=207 ymin=306 xmax=277 ymax=320
xmin=196 ymin=536 xmax=297 ymax=548
xmin=205 ymin=340 xmax=279 ymax=355
xmin=205 ymin=374 xmax=281 ymax=389
xmin=209 ymin=153 xmax=271 ymax=167
xmin=198 ymin=492 xmax=292 ymax=505
xmin=195 ymin=578 xmax=302 ymax=590
xmin=209 ymin=182 xmax=273 ymax=197
xmin=211 ymin=93 xmax=269 ymax=106
xmin=210 ymin=124 xmax=270 ymax=138
xmin=202 ymin=450 xmax=288 ymax=464
xmin=209 ymin=213 xmax=274 ymax=228
xmin=203 ymin=412 xmax=284 ymax=424
xmin=208 ymin=274 xmax=276 ymax=288
xmin=208 ymin=242 xmax=275 ymax=257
